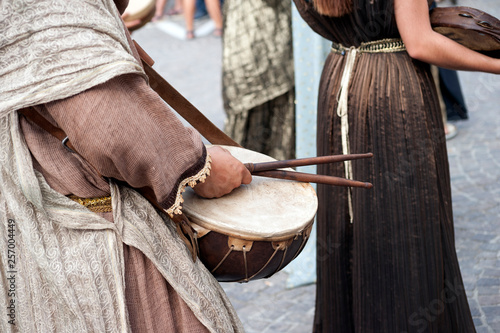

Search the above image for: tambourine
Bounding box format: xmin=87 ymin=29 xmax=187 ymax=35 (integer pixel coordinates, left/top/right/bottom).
xmin=430 ymin=6 xmax=500 ymax=58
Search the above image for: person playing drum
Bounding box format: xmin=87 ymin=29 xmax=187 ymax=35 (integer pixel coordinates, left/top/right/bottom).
xmin=0 ymin=0 xmax=251 ymax=332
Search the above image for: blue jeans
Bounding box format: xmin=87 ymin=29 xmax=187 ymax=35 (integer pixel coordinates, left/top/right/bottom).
xmin=194 ymin=0 xmax=224 ymax=19
xmin=194 ymin=0 xmax=207 ymax=19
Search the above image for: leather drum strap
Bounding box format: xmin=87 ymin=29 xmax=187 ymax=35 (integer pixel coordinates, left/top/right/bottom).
xmin=18 ymin=107 xmax=77 ymax=153
xmin=133 ymin=40 xmax=241 ymax=148
xmin=20 ymin=41 xmax=240 ymax=152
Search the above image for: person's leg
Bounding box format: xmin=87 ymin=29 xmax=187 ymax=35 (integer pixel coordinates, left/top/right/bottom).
xmin=439 ymin=68 xmax=468 ymax=121
xmin=431 ymin=65 xmax=457 ymax=140
xmin=204 ymin=0 xmax=222 ymax=33
xmin=154 ymin=0 xmax=168 ymax=21
xmin=174 ymin=0 xmax=183 ymax=12
xmin=166 ymin=0 xmax=183 ymax=15
xmin=182 ymin=0 xmax=196 ymax=39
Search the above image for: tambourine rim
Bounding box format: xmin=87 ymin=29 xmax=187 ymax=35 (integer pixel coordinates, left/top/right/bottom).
xmin=430 ymin=6 xmax=500 ymax=53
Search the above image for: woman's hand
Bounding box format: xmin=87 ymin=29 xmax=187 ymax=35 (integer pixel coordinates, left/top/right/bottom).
xmin=193 ymin=146 xmax=252 ymax=198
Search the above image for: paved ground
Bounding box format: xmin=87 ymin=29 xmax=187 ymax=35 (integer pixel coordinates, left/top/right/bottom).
xmin=132 ymin=0 xmax=500 ymax=331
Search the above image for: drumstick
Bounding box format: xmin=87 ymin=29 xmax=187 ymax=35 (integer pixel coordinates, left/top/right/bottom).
xmin=245 ymin=153 xmax=373 ymax=173
xmin=244 ymin=153 xmax=373 ymax=173
xmin=245 ymin=153 xmax=373 ymax=188
xmin=252 ymin=170 xmax=373 ymax=189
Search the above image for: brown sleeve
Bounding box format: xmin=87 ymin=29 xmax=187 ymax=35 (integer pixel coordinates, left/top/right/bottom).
xmin=114 ymin=0 xmax=129 ymax=14
xmin=43 ymin=73 xmax=208 ymax=212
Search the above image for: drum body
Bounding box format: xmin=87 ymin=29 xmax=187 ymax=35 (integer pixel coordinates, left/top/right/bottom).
xmin=430 ymin=6 xmax=500 ymax=58
xmin=123 ymin=0 xmax=156 ymax=32
xmin=182 ymin=146 xmax=318 ymax=283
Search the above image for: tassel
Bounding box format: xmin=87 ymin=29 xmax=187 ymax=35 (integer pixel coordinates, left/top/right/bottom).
xmin=336 ymin=47 xmax=358 ymax=223
xmin=172 ymin=214 xmax=199 ymax=262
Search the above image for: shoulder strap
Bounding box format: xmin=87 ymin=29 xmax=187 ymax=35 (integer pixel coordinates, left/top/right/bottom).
xmin=133 ymin=41 xmax=241 ymax=147
xmin=20 ymin=41 xmax=240 ymax=152
xmin=18 ymin=107 xmax=77 ymax=153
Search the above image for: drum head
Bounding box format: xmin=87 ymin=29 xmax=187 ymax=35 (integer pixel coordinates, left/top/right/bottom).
xmin=430 ymin=6 xmax=500 ymax=58
xmin=182 ymin=146 xmax=318 ymax=241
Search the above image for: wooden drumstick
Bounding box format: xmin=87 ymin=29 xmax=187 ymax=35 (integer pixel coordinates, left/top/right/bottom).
xmin=244 ymin=153 xmax=373 ymax=173
xmin=252 ymin=170 xmax=373 ymax=189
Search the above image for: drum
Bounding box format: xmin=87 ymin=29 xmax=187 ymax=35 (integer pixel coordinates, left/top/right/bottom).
xmin=430 ymin=6 xmax=500 ymax=58
xmin=122 ymin=0 xmax=156 ymax=32
xmin=182 ymin=146 xmax=318 ymax=283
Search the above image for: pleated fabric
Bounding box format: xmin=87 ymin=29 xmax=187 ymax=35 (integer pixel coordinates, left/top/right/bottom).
xmin=293 ymin=1 xmax=476 ymax=332
xmin=224 ymin=91 xmax=296 ymax=161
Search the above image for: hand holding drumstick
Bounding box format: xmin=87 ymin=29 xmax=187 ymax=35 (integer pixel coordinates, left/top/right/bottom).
xmin=194 ymin=146 xmax=252 ymax=198
xmin=194 ymin=147 xmax=373 ymax=199
xmin=245 ymin=153 xmax=374 ymax=189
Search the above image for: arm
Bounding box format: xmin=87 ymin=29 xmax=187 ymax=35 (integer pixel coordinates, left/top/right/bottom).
xmin=194 ymin=146 xmax=252 ymax=198
xmin=47 ymin=74 xmax=250 ymax=209
xmin=394 ymin=0 xmax=500 ymax=74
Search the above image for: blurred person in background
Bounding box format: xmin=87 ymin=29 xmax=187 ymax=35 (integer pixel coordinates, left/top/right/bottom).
xmin=222 ymin=0 xmax=295 ymax=161
xmin=183 ymin=0 xmax=223 ymax=39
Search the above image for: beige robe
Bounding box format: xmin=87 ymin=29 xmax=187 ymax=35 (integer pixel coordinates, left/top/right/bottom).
xmin=0 ymin=0 xmax=244 ymax=332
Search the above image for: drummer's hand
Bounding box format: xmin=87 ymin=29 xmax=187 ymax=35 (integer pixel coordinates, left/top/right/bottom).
xmin=194 ymin=146 xmax=252 ymax=198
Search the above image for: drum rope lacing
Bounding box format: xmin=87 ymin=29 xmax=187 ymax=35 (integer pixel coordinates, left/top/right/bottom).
xmin=211 ymin=233 xmax=311 ymax=283
xmin=330 ymin=38 xmax=406 ymax=223
xmin=212 ymin=244 xmax=281 ymax=283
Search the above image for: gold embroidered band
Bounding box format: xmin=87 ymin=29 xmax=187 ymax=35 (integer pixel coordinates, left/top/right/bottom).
xmin=331 ymin=38 xmax=406 ymax=55
xmin=68 ymin=195 xmax=113 ymax=213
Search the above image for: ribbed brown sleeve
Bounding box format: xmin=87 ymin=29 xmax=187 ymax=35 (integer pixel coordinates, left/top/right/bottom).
xmin=20 ymin=73 xmax=207 ymax=213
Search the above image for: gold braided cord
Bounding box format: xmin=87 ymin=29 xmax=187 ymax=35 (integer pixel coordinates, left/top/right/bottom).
xmin=68 ymin=195 xmax=113 ymax=213
xmin=68 ymin=154 xmax=212 ymax=216
xmin=331 ymin=38 xmax=406 ymax=54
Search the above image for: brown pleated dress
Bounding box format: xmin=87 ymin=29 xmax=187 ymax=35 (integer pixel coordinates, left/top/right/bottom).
xmin=20 ymin=74 xmax=212 ymax=333
xmin=293 ymin=1 xmax=476 ymax=332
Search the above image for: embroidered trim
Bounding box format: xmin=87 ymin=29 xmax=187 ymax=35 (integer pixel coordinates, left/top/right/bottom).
xmin=165 ymin=153 xmax=212 ymax=217
xmin=68 ymin=195 xmax=113 ymax=213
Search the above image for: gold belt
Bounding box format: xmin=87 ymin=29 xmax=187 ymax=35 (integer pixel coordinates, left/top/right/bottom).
xmin=331 ymin=38 xmax=406 ymax=55
xmin=68 ymin=195 xmax=112 ymax=213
